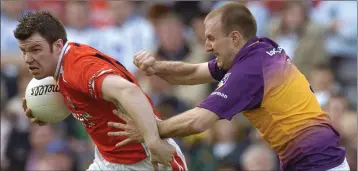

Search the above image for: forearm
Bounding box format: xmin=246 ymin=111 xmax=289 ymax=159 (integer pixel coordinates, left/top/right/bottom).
xmin=153 ymin=61 xmax=198 ymax=85
xmin=154 ymin=61 xmax=216 ymax=85
xmin=156 ymin=109 xmax=205 ymax=138
xmin=115 ymin=86 xmax=160 ymax=142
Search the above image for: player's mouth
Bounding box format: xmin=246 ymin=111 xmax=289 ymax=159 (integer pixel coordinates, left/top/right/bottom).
xmin=28 ymin=66 xmax=40 ymax=74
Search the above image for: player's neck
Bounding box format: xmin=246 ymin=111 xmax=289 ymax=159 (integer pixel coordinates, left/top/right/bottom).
xmin=54 ymin=43 xmax=69 ymax=81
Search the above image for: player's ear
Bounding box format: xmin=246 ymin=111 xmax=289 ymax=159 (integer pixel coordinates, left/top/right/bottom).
xmin=230 ymin=31 xmax=242 ymax=47
xmin=53 ymin=39 xmax=64 ymax=55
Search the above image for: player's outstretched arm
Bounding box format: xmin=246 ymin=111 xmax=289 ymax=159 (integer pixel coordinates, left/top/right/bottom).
xmin=155 ymin=61 xmax=216 ymax=85
xmin=101 ymin=75 xmax=161 ymax=143
xmin=156 ymin=107 xmax=220 ymax=138
xmin=101 ymin=74 xmax=175 ymax=165
xmin=108 ymin=107 xmax=220 ymax=145
xmin=134 ymin=51 xmax=216 ymax=85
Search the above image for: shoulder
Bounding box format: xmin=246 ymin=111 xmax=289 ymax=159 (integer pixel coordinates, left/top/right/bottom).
xmin=234 ymin=39 xmax=287 ymax=75
xmin=62 ymin=43 xmax=113 ymax=72
xmin=230 ymin=50 xmax=265 ymax=80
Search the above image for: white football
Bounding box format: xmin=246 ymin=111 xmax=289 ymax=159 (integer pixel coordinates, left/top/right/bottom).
xmin=25 ymin=76 xmax=70 ymax=123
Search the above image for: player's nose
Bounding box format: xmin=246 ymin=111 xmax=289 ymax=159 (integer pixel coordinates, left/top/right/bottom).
xmin=205 ymin=40 xmax=213 ymax=53
xmin=24 ymin=54 xmax=35 ymax=64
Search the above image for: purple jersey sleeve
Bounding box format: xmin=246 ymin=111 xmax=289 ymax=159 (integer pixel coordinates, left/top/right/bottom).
xmin=199 ymin=56 xmax=264 ymax=120
xmin=208 ymin=59 xmax=228 ymax=81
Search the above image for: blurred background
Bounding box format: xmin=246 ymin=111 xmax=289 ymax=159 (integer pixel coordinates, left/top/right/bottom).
xmin=1 ymin=1 xmax=357 ymax=171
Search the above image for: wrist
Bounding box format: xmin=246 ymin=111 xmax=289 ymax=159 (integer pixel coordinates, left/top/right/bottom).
xmin=144 ymin=136 xmax=161 ymax=147
xmin=144 ymin=120 xmax=163 ymax=146
xmin=152 ymin=61 xmax=160 ymax=75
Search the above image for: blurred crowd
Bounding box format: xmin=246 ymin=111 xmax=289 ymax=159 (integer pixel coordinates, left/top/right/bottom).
xmin=1 ymin=1 xmax=357 ymax=171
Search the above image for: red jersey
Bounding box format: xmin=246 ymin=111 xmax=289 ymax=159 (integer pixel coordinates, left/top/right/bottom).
xmin=54 ymin=42 xmax=161 ymax=164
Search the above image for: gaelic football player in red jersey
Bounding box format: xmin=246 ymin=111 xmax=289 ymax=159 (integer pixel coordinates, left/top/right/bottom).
xmin=14 ymin=11 xmax=187 ymax=171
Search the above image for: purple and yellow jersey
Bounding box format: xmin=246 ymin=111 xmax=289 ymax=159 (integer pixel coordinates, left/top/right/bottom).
xmin=199 ymin=37 xmax=345 ymax=170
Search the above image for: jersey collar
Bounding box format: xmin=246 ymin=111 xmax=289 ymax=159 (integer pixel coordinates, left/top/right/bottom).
xmin=54 ymin=42 xmax=71 ymax=82
xmin=232 ymin=37 xmax=260 ymax=64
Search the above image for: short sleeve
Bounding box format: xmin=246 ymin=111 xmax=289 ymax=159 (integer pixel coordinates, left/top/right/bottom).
xmin=208 ymin=59 xmax=228 ymax=81
xmin=198 ymin=56 xmax=264 ymax=120
xmin=71 ymin=56 xmax=125 ymax=100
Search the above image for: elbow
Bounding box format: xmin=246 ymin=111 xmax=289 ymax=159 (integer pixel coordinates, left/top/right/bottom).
xmin=187 ymin=108 xmax=219 ymax=134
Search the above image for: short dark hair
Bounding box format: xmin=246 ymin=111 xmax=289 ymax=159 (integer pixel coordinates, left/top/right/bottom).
xmin=206 ymin=2 xmax=257 ymax=40
xmin=14 ymin=11 xmax=67 ymax=51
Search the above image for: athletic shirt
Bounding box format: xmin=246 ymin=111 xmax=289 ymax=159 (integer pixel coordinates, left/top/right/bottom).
xmin=54 ymin=42 xmax=159 ymax=164
xmin=199 ymin=37 xmax=345 ymax=170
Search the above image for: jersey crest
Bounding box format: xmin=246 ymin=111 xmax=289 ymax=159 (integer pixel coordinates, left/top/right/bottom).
xmin=217 ymin=73 xmax=231 ymax=90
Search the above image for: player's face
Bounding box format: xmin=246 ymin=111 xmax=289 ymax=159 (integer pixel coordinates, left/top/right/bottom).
xmin=18 ymin=33 xmax=63 ymax=80
xmin=204 ymin=16 xmax=238 ymax=70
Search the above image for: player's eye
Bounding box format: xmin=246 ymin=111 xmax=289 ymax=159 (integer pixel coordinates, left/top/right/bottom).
xmin=207 ymin=36 xmax=215 ymax=41
xmin=32 ymin=49 xmax=41 ymax=53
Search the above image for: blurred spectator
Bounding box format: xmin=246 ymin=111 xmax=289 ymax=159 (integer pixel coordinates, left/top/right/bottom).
xmin=211 ymin=119 xmax=251 ymax=170
xmin=25 ymin=125 xmax=54 ymax=170
xmin=27 ymin=1 xmax=64 ymax=20
xmin=309 ymin=64 xmax=336 ymax=107
xmin=2 ymin=69 xmax=32 ymax=171
xmin=64 ymin=1 xmax=98 ymax=46
xmin=311 ymin=1 xmax=357 ymax=59
xmin=1 ymin=78 xmax=11 ymax=170
xmin=35 ymin=152 xmax=73 ymax=170
xmin=190 ymin=12 xmax=208 ymax=47
xmin=338 ymin=112 xmax=357 ymax=170
xmin=1 ymin=1 xmax=27 ymax=98
xmin=172 ymin=2 xmax=201 ymax=26
xmin=187 ymin=133 xmax=217 ymax=171
xmin=311 ymin=1 xmax=357 ymax=108
xmin=323 ymin=94 xmax=357 ymax=170
xmin=146 ymin=75 xmax=190 ymax=119
xmin=148 ymin=5 xmax=212 ymax=105
xmin=88 ymin=1 xmax=112 ymax=28
xmin=6 ymin=67 xmax=32 ymax=133
xmin=241 ymin=143 xmax=278 ymax=171
xmin=1 ymin=1 xmax=26 ymax=54
xmin=211 ymin=120 xmax=245 ymax=160
xmin=268 ymin=1 xmax=328 ymax=77
xmin=151 ymin=6 xmax=189 ymax=62
xmin=24 ymin=124 xmax=78 ymax=171
xmin=324 ymin=95 xmax=355 ymax=130
xmin=264 ymin=1 xmax=322 ymax=17
xmin=95 ymin=1 xmax=156 ymax=74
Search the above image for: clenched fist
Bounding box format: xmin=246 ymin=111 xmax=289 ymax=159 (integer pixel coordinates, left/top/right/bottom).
xmin=133 ymin=51 xmax=156 ymax=76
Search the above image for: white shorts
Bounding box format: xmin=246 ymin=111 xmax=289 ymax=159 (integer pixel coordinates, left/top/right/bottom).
xmin=327 ymin=158 xmax=350 ymax=171
xmin=87 ymin=138 xmax=187 ymax=171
